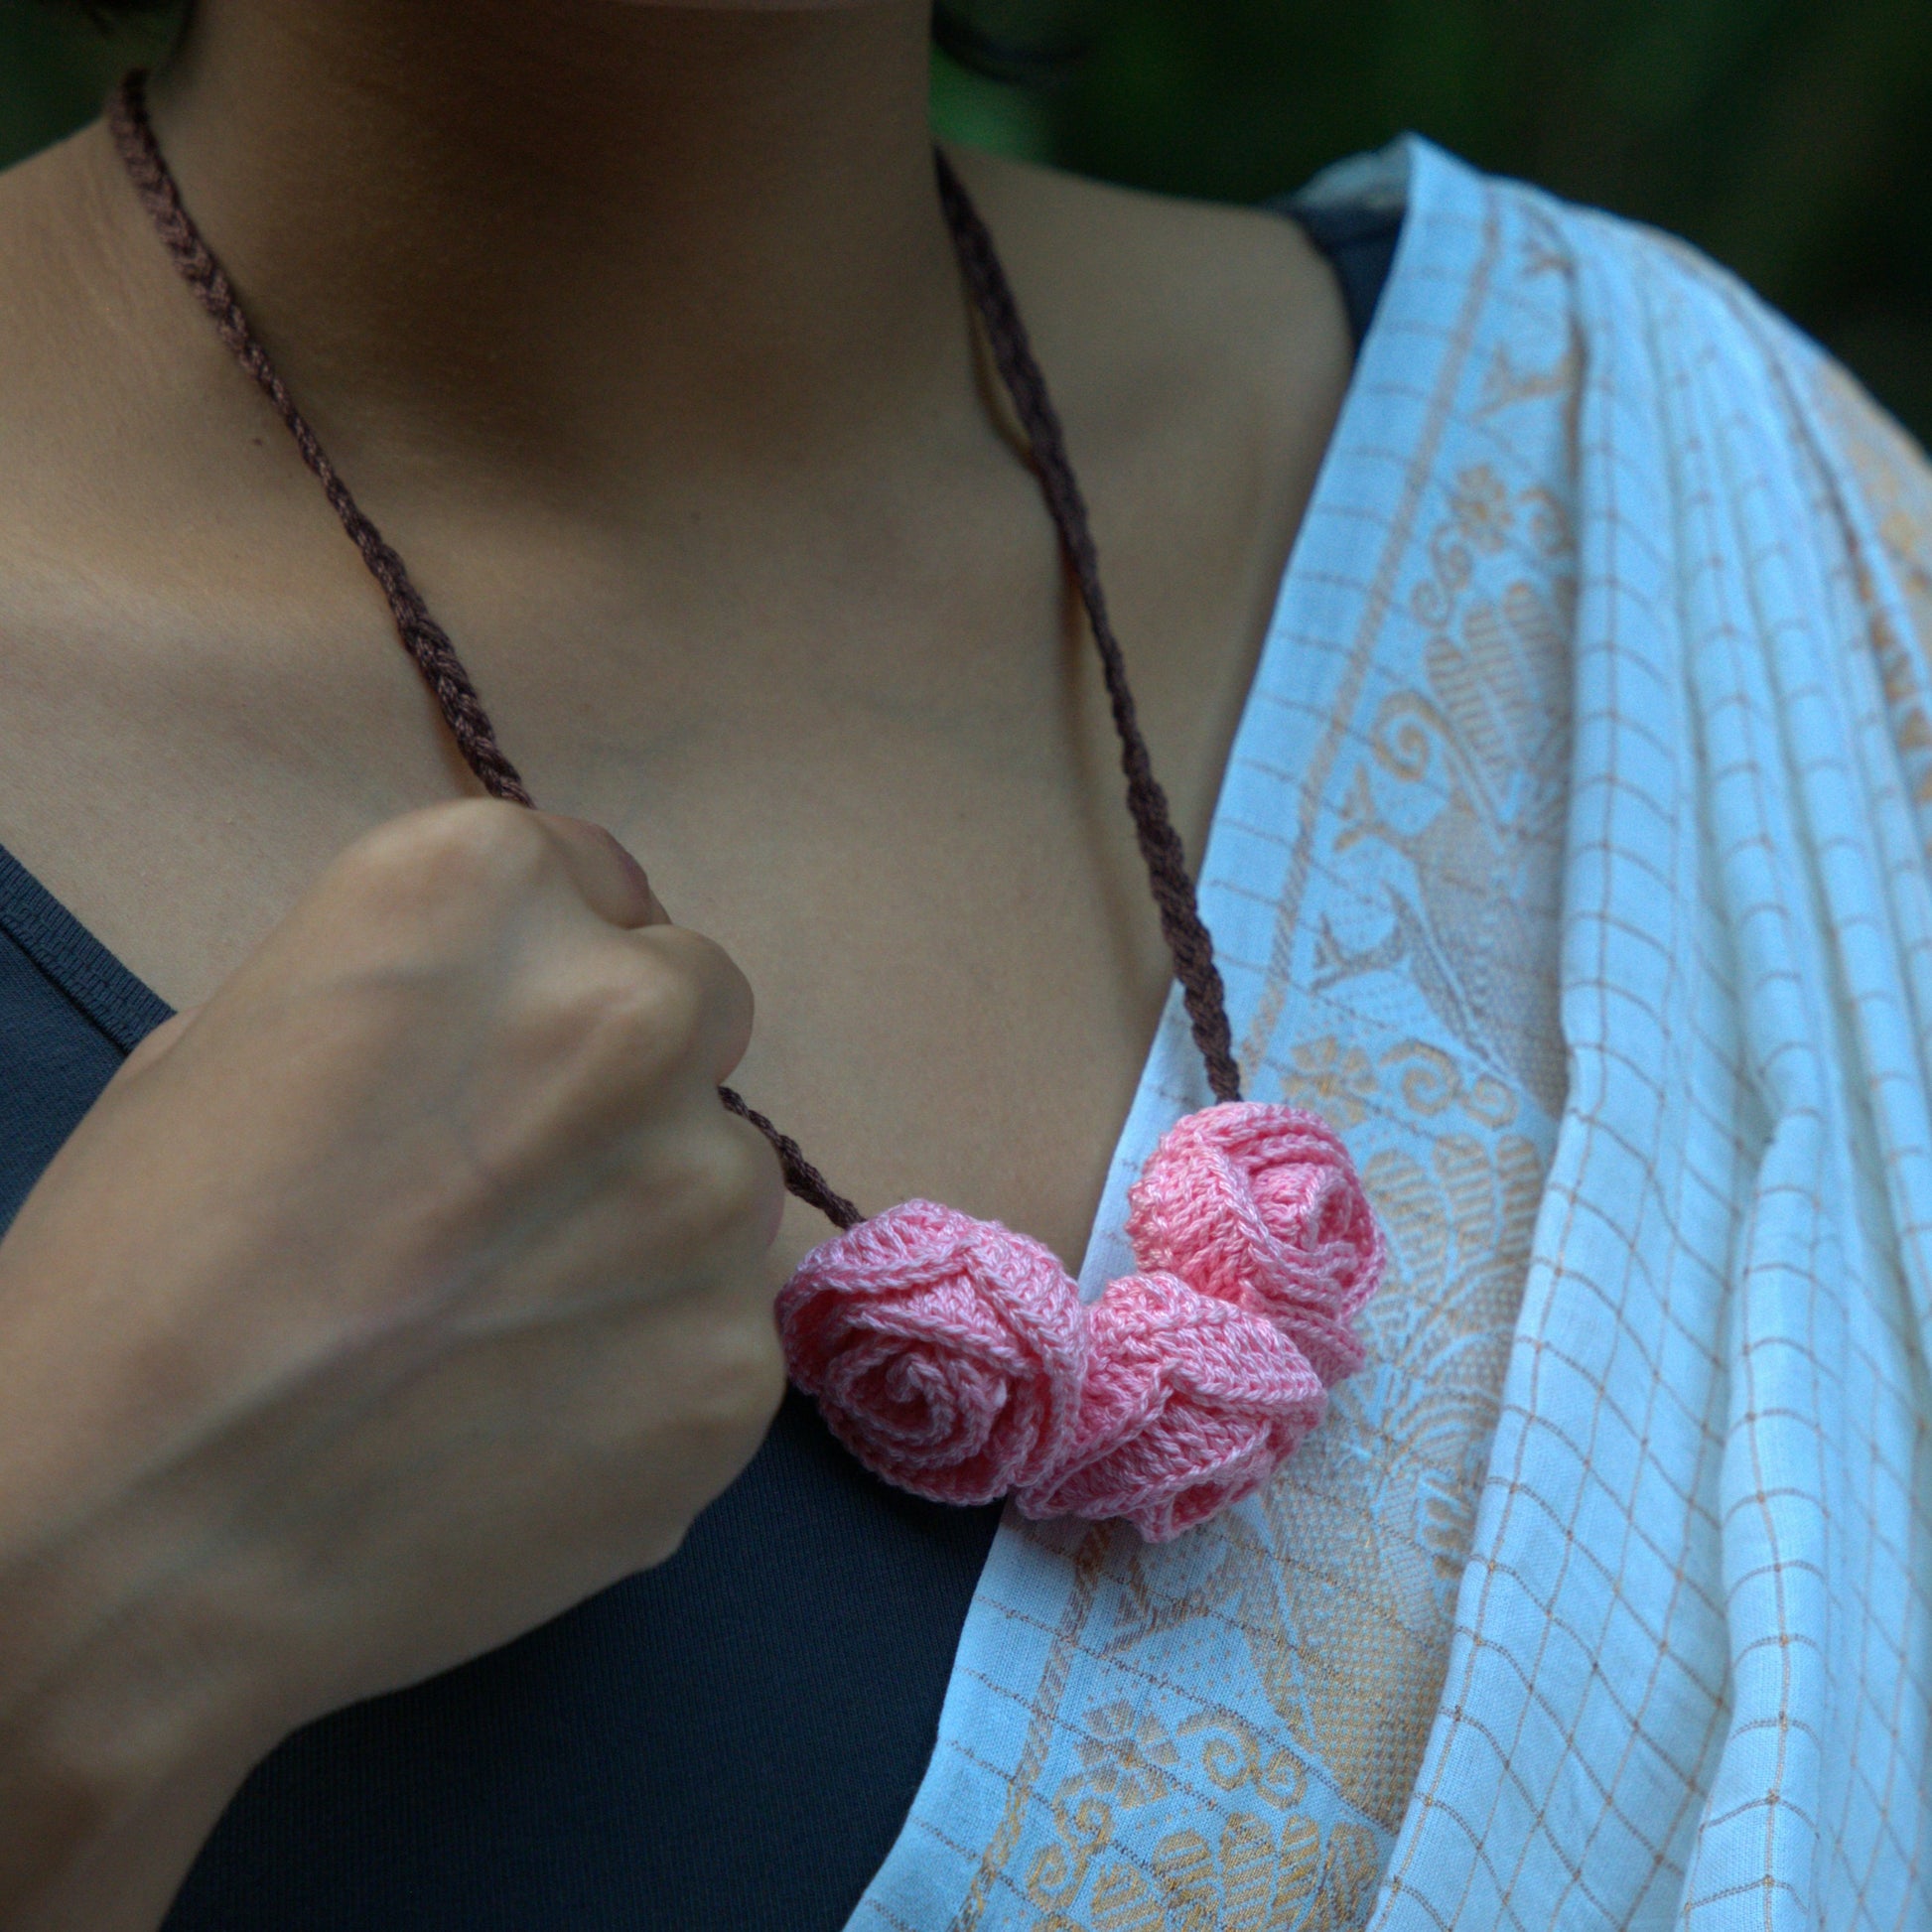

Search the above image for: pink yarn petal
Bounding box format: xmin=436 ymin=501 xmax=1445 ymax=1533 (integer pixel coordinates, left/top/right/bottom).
xmin=1016 ymin=1272 xmax=1324 ymax=1543
xmin=777 ymin=1201 xmax=1087 ymax=1507
xmin=1127 ymin=1102 xmax=1385 ymax=1386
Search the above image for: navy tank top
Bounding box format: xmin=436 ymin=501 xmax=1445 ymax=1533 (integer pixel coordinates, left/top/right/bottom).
xmin=0 ymin=200 xmax=1399 ymax=1932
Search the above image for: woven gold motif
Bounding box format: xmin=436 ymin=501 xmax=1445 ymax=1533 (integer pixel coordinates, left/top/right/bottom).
xmin=974 ymin=277 xmax=1575 ymax=1930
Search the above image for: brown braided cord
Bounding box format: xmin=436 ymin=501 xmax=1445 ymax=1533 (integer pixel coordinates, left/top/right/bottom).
xmin=107 ymin=78 xmax=533 ymax=808
xmin=718 ymin=1088 xmax=860 ymax=1232
xmin=107 ymin=72 xmax=862 ymax=1230
xmin=934 ymin=155 xmax=1242 ymax=1104
xmin=106 ymin=69 xmax=1239 ymax=1230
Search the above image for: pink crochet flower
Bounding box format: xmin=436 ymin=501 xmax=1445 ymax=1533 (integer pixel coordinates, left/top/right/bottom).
xmin=1017 ymin=1272 xmax=1324 ymax=1544
xmin=1127 ymin=1102 xmax=1385 ymax=1388
xmin=776 ymin=1200 xmax=1087 ymax=1507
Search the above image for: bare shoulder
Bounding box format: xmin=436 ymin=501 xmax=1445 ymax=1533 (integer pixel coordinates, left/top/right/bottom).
xmin=0 ymin=122 xmax=367 ymax=985
xmin=0 ymin=129 xmax=129 ymax=535
xmin=941 ymin=149 xmax=1352 ymax=766
xmin=0 ymin=123 xmax=197 ymax=483
xmin=933 ymin=150 xmax=1353 ymax=943
xmin=942 ymin=146 xmax=1351 ymax=468
xmin=0 ymin=129 xmax=168 ymax=785
xmin=0 ymin=122 xmax=288 ymax=631
xmin=941 ymin=147 xmax=1352 ymax=660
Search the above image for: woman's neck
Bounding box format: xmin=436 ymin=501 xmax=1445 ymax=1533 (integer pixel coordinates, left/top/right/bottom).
xmin=140 ymin=0 xmax=967 ymax=502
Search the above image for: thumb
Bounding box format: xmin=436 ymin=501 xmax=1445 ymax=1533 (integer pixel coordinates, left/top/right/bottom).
xmin=533 ymin=814 xmax=670 ymax=930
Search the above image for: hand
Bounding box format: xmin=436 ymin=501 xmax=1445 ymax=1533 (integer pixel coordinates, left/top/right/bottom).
xmin=0 ymin=800 xmax=785 ymax=1929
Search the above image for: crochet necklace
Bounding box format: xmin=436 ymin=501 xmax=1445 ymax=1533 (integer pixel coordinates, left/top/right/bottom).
xmin=109 ymin=71 xmax=1385 ymax=1542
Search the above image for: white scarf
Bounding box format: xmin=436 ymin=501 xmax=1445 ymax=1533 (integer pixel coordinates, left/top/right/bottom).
xmin=847 ymin=139 xmax=1932 ymax=1930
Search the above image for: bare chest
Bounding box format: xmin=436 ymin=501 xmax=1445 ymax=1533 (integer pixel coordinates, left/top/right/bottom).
xmin=0 ymin=140 xmax=1352 ymax=1276
xmin=0 ymin=495 xmax=1282 ymax=1276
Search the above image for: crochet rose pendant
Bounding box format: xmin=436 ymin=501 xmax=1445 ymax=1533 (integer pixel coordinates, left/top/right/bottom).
xmin=776 ymin=1101 xmax=1385 ymax=1542
xmin=112 ymin=81 xmax=1384 ymax=1551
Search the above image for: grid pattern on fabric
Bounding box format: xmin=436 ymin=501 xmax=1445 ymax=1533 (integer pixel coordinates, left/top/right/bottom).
xmin=1373 ymin=179 xmax=1932 ymax=1930
xmin=848 ymin=143 xmax=1932 ymax=1932
xmin=851 ymin=141 xmax=1573 ymax=1932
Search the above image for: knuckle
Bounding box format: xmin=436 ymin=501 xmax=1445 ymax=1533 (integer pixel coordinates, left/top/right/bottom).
xmin=341 ymin=800 xmax=548 ymax=916
xmin=640 ymin=928 xmax=749 ymax=1028
xmin=668 ymin=1368 xmax=783 ymax=1519
xmin=656 ymin=1117 xmax=781 ymax=1261
xmin=687 ymin=1314 xmax=787 ymax=1440
xmin=569 ymin=956 xmax=708 ymax=1083
xmin=620 ymin=1312 xmax=784 ymax=1571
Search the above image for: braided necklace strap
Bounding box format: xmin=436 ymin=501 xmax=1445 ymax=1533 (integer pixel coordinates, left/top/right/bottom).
xmin=108 ymin=77 xmax=534 ymax=809
xmin=935 ymin=155 xmax=1241 ymax=1105
xmin=106 ymin=69 xmax=1244 ymax=1226
xmin=98 ymin=68 xmax=1391 ymax=1548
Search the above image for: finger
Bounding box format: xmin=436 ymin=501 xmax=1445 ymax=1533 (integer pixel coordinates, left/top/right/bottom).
xmin=715 ymin=1105 xmax=789 ymax=1255
xmin=534 ymin=815 xmax=668 ymax=929
xmin=632 ymin=924 xmax=757 ymax=1085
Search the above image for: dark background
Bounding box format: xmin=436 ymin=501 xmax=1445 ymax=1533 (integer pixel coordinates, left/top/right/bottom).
xmin=3 ymin=0 xmax=1928 ymax=441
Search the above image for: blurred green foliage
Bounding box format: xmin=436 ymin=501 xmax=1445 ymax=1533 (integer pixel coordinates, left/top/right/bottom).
xmin=3 ymin=0 xmax=1927 ymax=438
xmin=939 ymin=0 xmax=1932 ymax=439
xmin=0 ymin=2 xmax=171 ymax=165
